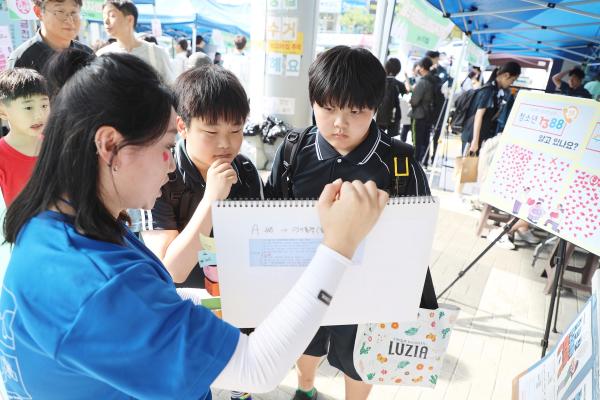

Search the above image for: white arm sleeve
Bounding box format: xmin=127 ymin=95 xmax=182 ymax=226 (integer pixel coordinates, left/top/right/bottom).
xmin=211 ymin=244 xmax=352 ymax=393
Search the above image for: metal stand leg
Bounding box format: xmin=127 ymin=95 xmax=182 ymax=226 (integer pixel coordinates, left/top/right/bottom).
xmin=532 ymin=236 xmax=559 ymax=267
xmin=541 ymin=239 xmax=567 ymax=357
xmin=437 ymin=217 xmax=519 ymax=300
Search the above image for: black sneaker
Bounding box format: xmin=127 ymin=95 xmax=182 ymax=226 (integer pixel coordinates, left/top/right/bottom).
xmin=292 ymin=389 xmax=318 ymax=400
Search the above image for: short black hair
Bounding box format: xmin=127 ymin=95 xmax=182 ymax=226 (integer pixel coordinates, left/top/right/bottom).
xmin=418 ymin=57 xmax=433 ymax=71
xmin=426 ymin=50 xmax=440 ymax=59
xmin=384 ymin=58 xmax=401 ymax=76
xmin=309 ymin=45 xmax=386 ymax=110
xmin=142 ymin=35 xmax=157 ymax=45
xmin=34 ymin=0 xmax=83 ymax=8
xmin=103 ymin=0 xmax=138 ymax=27
xmin=234 ymin=35 xmax=247 ymax=51
xmin=177 ymin=38 xmax=188 ymax=51
xmin=4 ymin=53 xmax=174 ymax=245
xmin=196 ymin=34 xmax=205 ymax=44
xmin=174 ymin=65 xmax=249 ymax=127
xmin=0 ymin=68 xmax=48 ymax=103
xmin=44 ymin=48 xmax=96 ymax=99
xmin=569 ymin=67 xmax=585 ymax=80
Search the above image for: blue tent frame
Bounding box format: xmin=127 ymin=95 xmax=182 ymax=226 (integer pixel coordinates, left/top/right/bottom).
xmin=89 ymin=0 xmax=250 ymax=39
xmin=424 ymin=0 xmax=600 ymax=65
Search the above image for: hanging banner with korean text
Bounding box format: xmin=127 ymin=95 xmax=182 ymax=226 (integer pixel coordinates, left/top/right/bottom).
xmin=390 ymin=0 xmax=454 ymax=50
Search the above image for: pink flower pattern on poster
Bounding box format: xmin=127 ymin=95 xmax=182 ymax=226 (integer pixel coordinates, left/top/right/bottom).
xmin=490 ymin=144 xmax=533 ymax=201
xmin=524 ymin=153 xmax=570 ymax=208
xmin=561 ymin=171 xmax=600 ymax=239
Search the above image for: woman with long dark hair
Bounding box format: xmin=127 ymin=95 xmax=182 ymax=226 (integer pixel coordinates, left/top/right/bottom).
xmin=461 ymin=61 xmax=521 ymax=155
xmin=1 ymin=52 xmax=387 ymax=399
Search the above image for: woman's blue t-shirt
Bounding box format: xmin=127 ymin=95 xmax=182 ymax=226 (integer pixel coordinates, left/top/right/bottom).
xmin=0 ymin=211 xmax=239 ymax=399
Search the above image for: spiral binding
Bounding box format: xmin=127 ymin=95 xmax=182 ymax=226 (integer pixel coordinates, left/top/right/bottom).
xmin=215 ymin=196 xmax=436 ymax=207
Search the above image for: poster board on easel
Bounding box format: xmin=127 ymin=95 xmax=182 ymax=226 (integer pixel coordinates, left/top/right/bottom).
xmin=480 ymin=91 xmax=600 ymax=256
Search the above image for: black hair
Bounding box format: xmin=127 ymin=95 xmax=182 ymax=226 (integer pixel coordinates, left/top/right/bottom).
xmin=3 ymin=53 xmax=174 ymax=245
xmin=177 ymin=38 xmax=188 ymax=51
xmin=568 ymin=67 xmax=585 ymax=80
xmin=384 ymin=58 xmax=401 ymax=76
xmin=103 ymin=0 xmax=138 ymax=27
xmin=309 ymin=45 xmax=386 ymax=110
xmin=34 ymin=0 xmax=83 ymax=7
xmin=174 ymin=65 xmax=249 ymax=127
xmin=487 ymin=61 xmax=521 ymax=84
xmin=142 ymin=35 xmax=158 ymax=45
xmin=418 ymin=57 xmax=433 ymax=71
xmin=234 ymin=35 xmax=247 ymax=51
xmin=426 ymin=50 xmax=440 ymax=59
xmin=196 ymin=34 xmax=205 ymax=44
xmin=0 ymin=68 xmax=48 ymax=103
xmin=44 ymin=48 xmax=96 ymax=100
xmin=472 ymin=66 xmax=481 ymax=72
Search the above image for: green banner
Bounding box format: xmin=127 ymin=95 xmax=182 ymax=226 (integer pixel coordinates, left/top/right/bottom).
xmin=391 ymin=0 xmax=454 ymax=50
xmin=82 ymin=0 xmax=103 ymax=21
xmin=466 ymin=37 xmax=488 ymax=67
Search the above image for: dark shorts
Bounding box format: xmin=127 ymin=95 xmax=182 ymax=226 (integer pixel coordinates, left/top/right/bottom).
xmin=304 ymin=324 xmax=362 ymax=380
xmin=303 ymin=269 xmax=438 ymax=381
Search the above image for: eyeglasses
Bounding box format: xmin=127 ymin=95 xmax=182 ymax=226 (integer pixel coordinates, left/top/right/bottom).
xmin=44 ymin=9 xmax=81 ymax=22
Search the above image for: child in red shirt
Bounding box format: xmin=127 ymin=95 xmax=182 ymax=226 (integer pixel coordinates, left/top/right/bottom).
xmin=0 ymin=68 xmax=49 ymax=206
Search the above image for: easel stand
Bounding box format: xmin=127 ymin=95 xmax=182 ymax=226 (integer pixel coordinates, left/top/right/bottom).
xmin=437 ymin=217 xmax=519 ymax=299
xmin=541 ymin=238 xmax=568 ymax=357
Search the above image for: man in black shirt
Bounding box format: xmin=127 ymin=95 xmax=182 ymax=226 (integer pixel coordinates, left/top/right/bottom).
xmin=8 ymin=0 xmax=92 ymax=76
xmin=552 ymin=67 xmax=592 ymax=99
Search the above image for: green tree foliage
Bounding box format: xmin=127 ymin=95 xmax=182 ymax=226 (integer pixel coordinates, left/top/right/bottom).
xmin=339 ymin=7 xmax=375 ymax=34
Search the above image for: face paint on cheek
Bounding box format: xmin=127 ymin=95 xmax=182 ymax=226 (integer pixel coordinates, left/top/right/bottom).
xmin=162 ymin=151 xmax=169 ymax=162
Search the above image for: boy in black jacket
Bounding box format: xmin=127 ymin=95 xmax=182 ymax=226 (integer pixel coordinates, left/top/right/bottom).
xmin=141 ymin=65 xmax=263 ymax=289
xmin=265 ymin=46 xmax=437 ymax=400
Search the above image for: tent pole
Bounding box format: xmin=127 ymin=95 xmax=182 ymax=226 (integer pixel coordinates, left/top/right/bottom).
xmin=450 ymin=6 xmax=544 ymax=17
xmin=430 ymin=33 xmax=469 ymax=189
xmin=502 ymin=44 xmax=584 ymax=63
xmin=520 ymin=0 xmax=600 ymax=21
xmin=473 ymin=26 xmax=600 ymax=45
xmin=374 ymin=0 xmax=397 ymax=63
xmin=493 ymin=13 xmax=600 ymax=31
xmin=192 ymin=22 xmax=197 ymax=52
xmin=498 ymin=31 xmax=597 ymax=60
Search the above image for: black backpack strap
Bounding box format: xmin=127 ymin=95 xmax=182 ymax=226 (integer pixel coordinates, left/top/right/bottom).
xmin=389 ymin=138 xmax=415 ymax=196
xmin=235 ymin=154 xmax=265 ymax=199
xmin=280 ymin=126 xmax=313 ymax=199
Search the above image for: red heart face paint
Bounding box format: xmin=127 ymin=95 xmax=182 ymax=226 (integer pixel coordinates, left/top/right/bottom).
xmin=162 ymin=151 xmax=169 ymax=162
